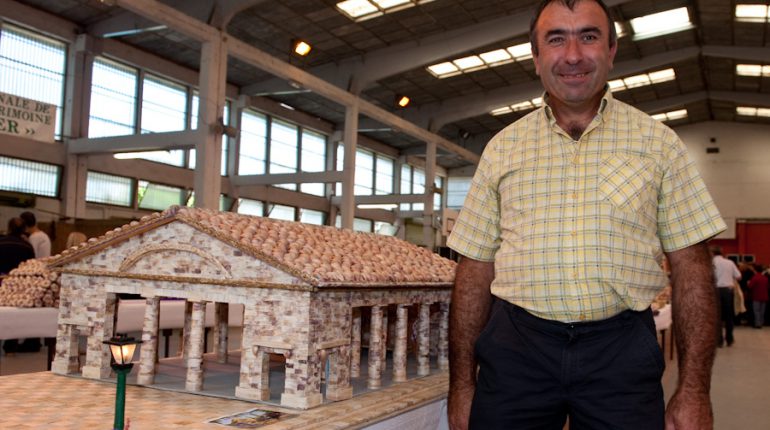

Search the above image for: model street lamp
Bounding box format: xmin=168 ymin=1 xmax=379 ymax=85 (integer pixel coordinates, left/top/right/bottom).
xmin=104 ymin=334 xmax=142 ymax=430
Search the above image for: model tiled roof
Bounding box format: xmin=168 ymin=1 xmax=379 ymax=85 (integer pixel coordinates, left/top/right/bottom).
xmin=48 ymin=206 xmax=456 ymax=287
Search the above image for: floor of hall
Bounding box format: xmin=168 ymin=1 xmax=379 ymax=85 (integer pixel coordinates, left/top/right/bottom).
xmin=1 ymin=325 xmax=769 ymax=429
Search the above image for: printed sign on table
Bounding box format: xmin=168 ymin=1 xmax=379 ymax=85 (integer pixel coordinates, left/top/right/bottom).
xmin=0 ymin=91 xmax=56 ymax=143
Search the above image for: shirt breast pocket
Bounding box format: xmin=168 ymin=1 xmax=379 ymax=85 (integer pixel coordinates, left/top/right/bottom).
xmin=599 ymin=155 xmax=655 ymax=213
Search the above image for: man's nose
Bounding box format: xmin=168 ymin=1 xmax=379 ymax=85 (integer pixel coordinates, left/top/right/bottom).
xmin=564 ymin=38 xmax=582 ymax=64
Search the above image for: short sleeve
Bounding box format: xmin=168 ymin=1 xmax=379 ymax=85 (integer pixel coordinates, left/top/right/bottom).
xmin=446 ymin=141 xmax=502 ymax=261
xmin=657 ymin=137 xmax=726 ymax=252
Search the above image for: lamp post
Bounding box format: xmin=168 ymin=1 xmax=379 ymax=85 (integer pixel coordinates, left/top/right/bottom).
xmin=104 ymin=335 xmax=142 ymax=430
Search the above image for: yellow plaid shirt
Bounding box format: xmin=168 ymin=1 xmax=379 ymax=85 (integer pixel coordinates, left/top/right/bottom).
xmin=447 ymin=91 xmax=726 ymax=322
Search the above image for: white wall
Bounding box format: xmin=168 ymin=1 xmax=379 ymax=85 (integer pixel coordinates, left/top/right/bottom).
xmin=676 ymin=121 xmax=770 ymax=227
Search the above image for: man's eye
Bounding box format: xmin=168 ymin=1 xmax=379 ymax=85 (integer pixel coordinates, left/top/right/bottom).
xmin=547 ymin=37 xmax=564 ymax=45
xmin=582 ymin=34 xmax=598 ymax=42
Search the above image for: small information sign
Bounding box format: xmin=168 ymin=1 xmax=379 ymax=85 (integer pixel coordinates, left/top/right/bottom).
xmin=0 ymin=91 xmax=56 ymax=142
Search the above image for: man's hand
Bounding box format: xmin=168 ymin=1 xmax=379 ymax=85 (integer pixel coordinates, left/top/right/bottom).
xmin=665 ymin=388 xmax=713 ymax=429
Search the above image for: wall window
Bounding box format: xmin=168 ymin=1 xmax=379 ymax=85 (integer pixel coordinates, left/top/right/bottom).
xmin=300 ymin=129 xmax=326 ymax=196
xmin=267 ymin=203 xmax=295 ymax=221
xmin=86 ymin=171 xmax=132 ymax=206
xmin=89 ymin=57 xmax=138 ymax=138
xmin=447 ymin=177 xmax=471 ymax=209
xmin=0 ymin=24 xmax=67 ymax=140
xmin=237 ymin=198 xmax=263 ymax=216
xmin=239 ymin=110 xmax=267 ymax=175
xmin=137 ymin=180 xmax=185 ymax=211
xmin=375 ymin=156 xmax=394 ymax=195
xmin=134 ymin=74 xmax=186 ymax=166
xmin=335 ymin=215 xmax=373 ymax=232
xmin=300 ymin=208 xmax=325 ymax=225
xmin=0 ymin=156 xmax=60 ymax=197
xmin=188 ymin=94 xmax=229 ymax=176
xmin=355 ymin=149 xmax=374 ymax=195
xmin=335 ymin=145 xmax=394 ymax=200
xmin=400 ymin=164 xmax=426 ymax=211
xmin=269 ymin=119 xmax=299 ymax=191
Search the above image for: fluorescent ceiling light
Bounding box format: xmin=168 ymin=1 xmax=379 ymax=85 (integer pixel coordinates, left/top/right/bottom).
xmin=337 ymin=0 xmax=433 ymax=22
xmin=453 ymin=55 xmax=485 ymax=71
xmin=651 ymin=109 xmax=687 ymax=122
xmin=490 ymin=97 xmax=543 ymax=116
xmin=506 ymin=43 xmax=532 ymax=60
xmin=735 ymin=4 xmax=770 ymax=22
xmin=427 ymin=62 xmax=459 ymax=77
xmin=479 ymin=49 xmax=512 ymax=65
xmin=737 ymin=106 xmax=770 ymax=118
xmin=608 ymin=68 xmax=676 ymax=91
xmin=630 ymin=7 xmax=693 ymax=40
xmin=114 ymin=151 xmax=170 ymax=159
xmin=358 ymin=203 xmax=399 ymax=209
xmin=736 ymin=64 xmax=770 ymax=77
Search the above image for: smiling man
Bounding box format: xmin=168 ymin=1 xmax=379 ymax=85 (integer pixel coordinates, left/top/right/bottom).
xmin=446 ymin=1 xmax=724 ymax=429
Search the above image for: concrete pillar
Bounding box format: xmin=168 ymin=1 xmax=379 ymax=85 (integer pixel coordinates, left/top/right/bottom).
xmin=438 ymin=302 xmax=450 ymax=370
xmin=368 ymin=305 xmax=383 ymax=389
xmin=417 ymin=302 xmax=431 ymax=376
xmin=393 ymin=304 xmax=409 ymax=382
xmin=193 ymin=35 xmax=228 ymax=209
xmin=185 ymin=301 xmax=206 ymax=391
xmin=340 ymin=102 xmax=359 ymax=230
xmin=351 ymin=307 xmax=361 ymax=378
xmin=137 ymin=296 xmax=160 ymax=385
xmin=213 ymin=302 xmax=229 ymax=363
xmin=423 ymin=140 xmax=437 ymax=248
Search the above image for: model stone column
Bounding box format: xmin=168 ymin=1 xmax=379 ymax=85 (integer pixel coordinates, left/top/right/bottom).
xmin=213 ymin=302 xmax=229 ymax=363
xmin=380 ymin=306 xmax=388 ymax=373
xmin=235 ymin=306 xmax=270 ymax=401
xmin=368 ymin=305 xmax=384 ymax=389
xmin=438 ymin=302 xmax=449 ymax=370
xmin=51 ymin=323 xmax=80 ymax=375
xmin=326 ymin=345 xmax=353 ymax=401
xmin=185 ymin=301 xmax=206 ymax=391
xmin=351 ymin=307 xmax=361 ymax=378
xmin=82 ymin=293 xmax=117 ymax=380
xmin=137 ymin=296 xmax=160 ymax=385
xmin=393 ymin=304 xmax=409 ymax=382
xmin=281 ymin=347 xmax=323 ymax=409
xmin=181 ymin=300 xmax=192 ymax=360
xmin=417 ymin=302 xmax=431 ymax=376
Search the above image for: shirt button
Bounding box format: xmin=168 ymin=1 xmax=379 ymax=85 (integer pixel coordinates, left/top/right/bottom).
xmin=579 ymin=314 xmax=586 ymax=321
xmin=571 ymin=193 xmax=578 ymax=200
xmin=572 ymin=271 xmax=578 ymax=278
xmin=571 ymin=231 xmax=577 ymax=236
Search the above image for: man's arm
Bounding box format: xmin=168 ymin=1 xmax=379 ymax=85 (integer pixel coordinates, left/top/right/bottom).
xmin=448 ymin=256 xmax=494 ymax=430
xmin=664 ymin=241 xmax=717 ymax=430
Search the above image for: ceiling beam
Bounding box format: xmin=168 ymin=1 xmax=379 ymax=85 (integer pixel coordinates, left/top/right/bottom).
xmin=230 ymin=171 xmax=345 ymax=187
xmin=68 ymin=130 xmax=198 ymax=154
xmin=108 ymin=0 xmax=218 ymax=41
xmin=701 ymin=45 xmax=770 ymax=63
xmin=208 ymin=0 xmax=268 ymax=29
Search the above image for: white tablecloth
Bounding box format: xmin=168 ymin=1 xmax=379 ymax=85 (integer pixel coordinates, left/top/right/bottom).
xmin=0 ymin=301 xmax=244 ymax=340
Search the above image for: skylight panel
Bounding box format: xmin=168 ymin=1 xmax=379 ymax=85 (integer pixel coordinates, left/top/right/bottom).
xmin=652 ymin=109 xmax=688 ymax=122
xmin=507 ymin=43 xmax=533 ymax=61
xmin=609 ymin=69 xmax=676 ymax=92
xmin=735 ymin=4 xmax=770 ymax=22
xmin=427 ymin=62 xmax=460 ymax=78
xmin=629 ymin=7 xmax=693 ymax=40
xmin=453 ymin=55 xmax=485 ymax=72
xmin=737 ymin=106 xmax=770 ymax=118
xmin=480 ymin=49 xmax=512 ymax=66
xmin=490 ymin=97 xmax=543 ymax=116
xmin=337 ymin=0 xmax=434 ymax=22
xmin=736 ymin=64 xmax=770 ymax=77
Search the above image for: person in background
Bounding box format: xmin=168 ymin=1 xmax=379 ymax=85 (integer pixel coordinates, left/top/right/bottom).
xmin=20 ymin=211 xmax=51 ymax=258
xmin=65 ymin=231 xmax=88 ymax=249
xmin=0 ymin=217 xmax=36 ymax=354
xmin=737 ymin=262 xmax=755 ymax=326
xmin=711 ymin=246 xmax=741 ymax=347
xmin=447 ymin=1 xmax=724 ymax=429
xmin=0 ymin=217 xmax=35 ymax=275
xmin=748 ymin=264 xmax=768 ymax=328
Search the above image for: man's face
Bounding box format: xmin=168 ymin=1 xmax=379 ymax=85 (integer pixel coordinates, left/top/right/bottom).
xmin=532 ymin=0 xmax=617 ymax=111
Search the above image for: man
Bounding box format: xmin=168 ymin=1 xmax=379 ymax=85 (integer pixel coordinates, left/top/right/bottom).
xmin=20 ymin=211 xmax=51 ymax=258
xmin=446 ymin=1 xmax=724 ymax=429
xmin=711 ymin=247 xmax=740 ymax=346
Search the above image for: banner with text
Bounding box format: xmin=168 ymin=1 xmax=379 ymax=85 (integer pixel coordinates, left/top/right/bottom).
xmin=0 ymin=92 xmax=56 ymax=143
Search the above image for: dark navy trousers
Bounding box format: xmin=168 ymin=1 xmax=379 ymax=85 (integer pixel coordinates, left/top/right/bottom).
xmin=469 ymin=299 xmax=665 ymax=430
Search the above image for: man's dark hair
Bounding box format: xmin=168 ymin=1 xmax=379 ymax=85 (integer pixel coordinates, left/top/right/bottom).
xmin=20 ymin=211 xmax=37 ymax=228
xmin=7 ymin=217 xmax=27 ymax=237
xmin=710 ymin=246 xmax=723 ymax=256
xmin=529 ymin=0 xmax=617 ymax=55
